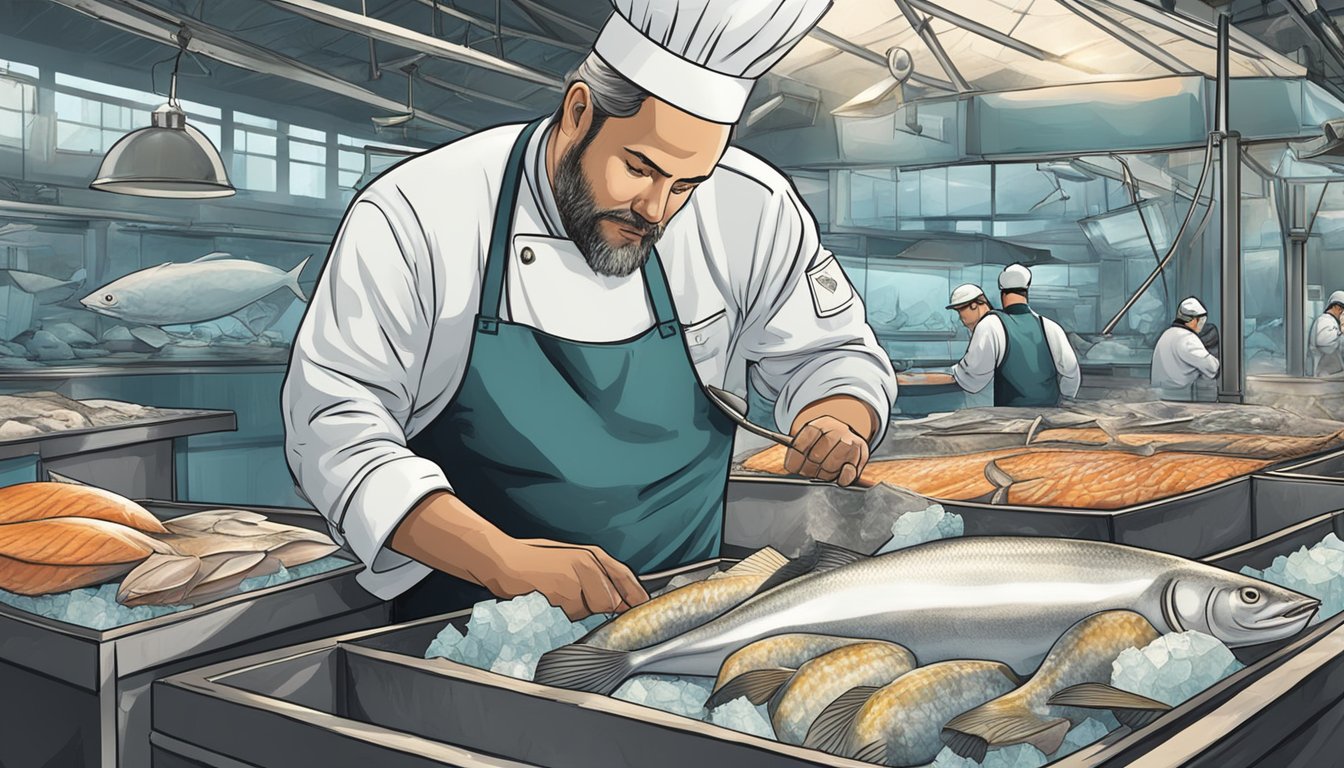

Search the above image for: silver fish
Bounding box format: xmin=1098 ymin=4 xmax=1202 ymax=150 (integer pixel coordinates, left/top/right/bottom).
xmin=941 ymin=610 xmax=1160 ymax=760
xmin=769 ymin=642 xmax=916 ymax=745
xmin=80 ymin=252 xmax=310 ymax=326
xmin=533 ymin=537 xmax=1319 ymax=694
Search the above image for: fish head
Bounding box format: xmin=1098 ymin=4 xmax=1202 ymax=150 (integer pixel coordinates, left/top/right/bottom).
xmin=1163 ymin=569 xmax=1319 ymax=646
xmin=80 ymin=268 xmax=163 ymax=320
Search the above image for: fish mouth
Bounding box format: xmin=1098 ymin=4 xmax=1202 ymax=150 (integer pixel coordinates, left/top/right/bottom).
xmin=1278 ymin=600 xmax=1321 ymax=621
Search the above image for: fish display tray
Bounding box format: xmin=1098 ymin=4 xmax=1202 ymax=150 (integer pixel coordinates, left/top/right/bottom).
xmin=151 ymin=517 xmax=1344 ymax=768
xmin=0 ymin=500 xmax=389 ymax=768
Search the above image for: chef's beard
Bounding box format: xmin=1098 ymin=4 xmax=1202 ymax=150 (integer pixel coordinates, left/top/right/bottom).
xmin=554 ymin=125 xmax=664 ymax=278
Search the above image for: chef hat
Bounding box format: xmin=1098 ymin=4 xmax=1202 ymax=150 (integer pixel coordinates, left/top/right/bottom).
xmin=999 ymin=263 xmax=1033 ymax=291
xmin=594 ymin=0 xmax=834 ymax=124
xmin=946 ymin=283 xmax=987 ymax=309
xmin=1329 ymin=290 xmax=1344 ymax=309
xmin=1177 ymin=296 xmax=1208 ymax=319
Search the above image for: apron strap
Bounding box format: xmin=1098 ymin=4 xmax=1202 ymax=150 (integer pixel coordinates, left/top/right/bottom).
xmin=642 ymin=249 xmax=681 ymax=338
xmin=478 ymin=118 xmax=545 ymax=334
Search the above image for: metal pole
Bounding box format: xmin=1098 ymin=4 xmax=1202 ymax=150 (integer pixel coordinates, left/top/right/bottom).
xmin=1216 ymin=14 xmax=1244 ymax=403
xmin=1286 ymin=183 xmax=1307 ymax=378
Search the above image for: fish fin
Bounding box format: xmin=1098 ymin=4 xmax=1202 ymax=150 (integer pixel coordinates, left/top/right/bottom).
xmin=942 ymin=706 xmax=1071 ymax=758
xmin=192 ymin=251 xmax=234 ymax=263
xmin=985 ymin=459 xmax=1014 ymax=504
xmin=45 ymin=470 xmax=90 ymax=486
xmin=533 ymin=644 xmax=633 ymax=695
xmin=287 ymin=255 xmax=312 ymax=302
xmin=803 ymin=685 xmax=880 ymax=755
xmin=749 ymin=541 xmax=867 ymax=598
xmin=852 ymin=741 xmax=887 ymax=765
xmin=6 ymin=271 xmax=54 ymax=294
xmin=117 ymin=553 xmax=202 ymax=606
xmin=1024 ymin=414 xmax=1045 ymax=445
xmin=1047 ymin=683 xmax=1171 ymax=729
xmin=706 ymin=667 xmax=794 ymax=709
xmin=717 ymin=546 xmax=789 ymax=580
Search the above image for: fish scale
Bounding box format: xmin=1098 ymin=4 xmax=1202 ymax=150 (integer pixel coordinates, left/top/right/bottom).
xmin=769 ymin=642 xmax=915 ymax=745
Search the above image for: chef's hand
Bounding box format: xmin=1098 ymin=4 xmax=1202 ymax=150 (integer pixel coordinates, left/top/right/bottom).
xmin=784 ymin=415 xmax=871 ymax=487
xmin=485 ymin=537 xmax=650 ymax=621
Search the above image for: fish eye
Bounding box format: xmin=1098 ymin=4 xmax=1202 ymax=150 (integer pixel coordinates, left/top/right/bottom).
xmin=103 ymin=294 xmax=115 ymax=304
xmin=1240 ymin=587 xmax=1261 ymax=604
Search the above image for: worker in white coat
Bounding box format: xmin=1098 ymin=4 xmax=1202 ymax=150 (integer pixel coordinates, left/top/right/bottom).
xmin=1150 ymin=297 xmax=1220 ymax=398
xmin=281 ymin=0 xmax=896 ymax=625
xmin=950 ymin=265 xmax=1081 ymax=407
xmin=1312 ymin=290 xmax=1344 ymax=377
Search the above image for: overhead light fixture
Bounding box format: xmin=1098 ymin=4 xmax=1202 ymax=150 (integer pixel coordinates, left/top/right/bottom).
xmin=1295 ymin=118 xmax=1344 ymax=163
xmin=373 ymin=61 xmax=420 ymax=129
xmin=90 ymin=26 xmax=234 ymax=199
xmin=831 ymin=47 xmax=913 ymax=118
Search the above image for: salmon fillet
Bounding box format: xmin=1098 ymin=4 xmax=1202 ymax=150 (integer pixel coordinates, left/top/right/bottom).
xmin=1032 ymin=428 xmax=1344 ymax=459
xmin=0 ymin=517 xmax=172 ymax=594
xmin=0 ymin=482 xmax=167 ymax=533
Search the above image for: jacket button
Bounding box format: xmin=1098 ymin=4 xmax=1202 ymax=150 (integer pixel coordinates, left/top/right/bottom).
xmin=520 ymin=247 xmax=535 ymax=265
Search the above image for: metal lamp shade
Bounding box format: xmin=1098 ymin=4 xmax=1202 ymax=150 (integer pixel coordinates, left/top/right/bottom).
xmin=91 ymin=103 xmax=234 ymax=198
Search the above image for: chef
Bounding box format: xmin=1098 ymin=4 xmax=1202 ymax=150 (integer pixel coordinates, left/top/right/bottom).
xmin=1312 ymin=290 xmax=1344 ymax=377
xmin=945 ymin=283 xmax=992 ymax=332
xmin=950 ymin=264 xmax=1080 ymax=407
xmin=1150 ymin=297 xmax=1220 ymax=399
xmin=282 ymin=0 xmax=896 ymax=623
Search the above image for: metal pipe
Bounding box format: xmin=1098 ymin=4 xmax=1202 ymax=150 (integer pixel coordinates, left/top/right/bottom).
xmin=406 ymin=0 xmax=587 ymax=53
xmin=1287 ymin=183 xmax=1307 ymax=377
xmin=890 ymin=0 xmax=972 ymax=92
xmin=1217 ymin=14 xmax=1244 ymax=403
xmin=807 ymin=28 xmax=955 ymax=91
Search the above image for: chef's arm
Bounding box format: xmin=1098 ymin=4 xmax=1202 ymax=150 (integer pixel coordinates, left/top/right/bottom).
xmin=1183 ymin=334 xmax=1221 ymax=379
xmin=952 ymin=318 xmax=1002 ymax=394
xmin=1044 ymin=320 xmax=1082 ymax=399
xmin=1315 ymin=317 xmax=1343 ymax=350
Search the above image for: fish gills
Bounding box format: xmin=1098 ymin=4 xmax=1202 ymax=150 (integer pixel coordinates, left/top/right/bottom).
xmin=805 ymin=661 xmax=1019 ymax=766
xmin=770 ymin=642 xmax=916 ymax=746
xmin=0 ymin=517 xmax=172 ymax=595
xmin=941 ymin=611 xmax=1159 ymax=760
xmin=711 ymin=634 xmax=866 ymax=705
xmin=0 ymin=482 xmax=167 ymax=533
xmin=582 ymin=547 xmax=789 ymax=651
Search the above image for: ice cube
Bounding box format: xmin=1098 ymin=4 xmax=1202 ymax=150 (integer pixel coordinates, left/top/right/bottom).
xmin=979 ymin=744 xmax=1048 ymax=768
xmin=707 ymin=697 xmax=775 ymax=739
xmin=424 ymin=624 xmax=466 ymax=660
xmin=875 ymin=504 xmax=964 ymax=554
xmin=1111 ymin=631 xmax=1242 ymax=707
xmin=928 ymin=746 xmax=983 ymax=767
xmin=1053 ymin=717 xmax=1114 ymax=758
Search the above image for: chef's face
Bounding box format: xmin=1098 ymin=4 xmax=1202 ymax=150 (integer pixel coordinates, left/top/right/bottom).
xmin=956 ymin=299 xmax=990 ymax=330
xmin=553 ymin=84 xmax=730 ymax=276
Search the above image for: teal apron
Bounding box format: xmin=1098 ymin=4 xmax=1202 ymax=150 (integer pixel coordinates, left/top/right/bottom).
xmin=394 ymin=120 xmax=735 ymax=620
xmin=992 ymin=305 xmax=1061 ymax=408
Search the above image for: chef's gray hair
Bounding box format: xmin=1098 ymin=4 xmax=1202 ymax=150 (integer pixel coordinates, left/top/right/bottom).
xmin=556 ymin=53 xmax=650 ymax=122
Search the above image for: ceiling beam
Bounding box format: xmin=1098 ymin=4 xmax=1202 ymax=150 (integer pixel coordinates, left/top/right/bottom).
xmin=510 ymin=0 xmax=600 ymax=42
xmin=418 ymin=70 xmax=539 ymax=113
xmin=407 ymin=0 xmax=588 ymax=54
xmin=262 ymin=0 xmax=563 ymax=90
xmin=47 ymin=0 xmax=473 ymax=132
xmin=891 ymin=0 xmax=971 ymax=92
xmin=904 ymin=0 xmax=1102 ymax=74
xmin=807 ymin=27 xmax=955 ymax=92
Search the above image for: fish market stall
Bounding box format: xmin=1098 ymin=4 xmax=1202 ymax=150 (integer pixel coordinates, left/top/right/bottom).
xmin=729 ymin=401 xmax=1344 ymax=558
xmin=149 ymin=507 xmax=1344 ymax=768
xmin=0 ymin=485 xmax=388 ymax=768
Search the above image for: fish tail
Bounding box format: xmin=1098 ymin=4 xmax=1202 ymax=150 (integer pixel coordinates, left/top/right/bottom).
xmin=1047 ymin=682 xmax=1171 ymax=729
xmin=533 ymin=643 xmax=634 ymax=695
xmin=706 ymin=667 xmax=794 ymax=709
xmin=287 ymin=255 xmax=312 ymax=302
xmin=803 ymin=684 xmax=880 ymax=756
xmin=942 ymin=701 xmax=1071 ymax=758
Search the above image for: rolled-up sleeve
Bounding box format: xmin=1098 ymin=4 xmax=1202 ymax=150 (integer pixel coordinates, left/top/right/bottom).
xmin=736 ymin=188 xmax=896 ymax=448
xmin=282 ymin=198 xmax=448 ymax=588
xmin=1180 ymin=333 xmax=1220 ymax=379
xmin=1044 ymin=319 xmax=1082 ymax=398
xmin=953 ymin=316 xmax=1003 ymax=394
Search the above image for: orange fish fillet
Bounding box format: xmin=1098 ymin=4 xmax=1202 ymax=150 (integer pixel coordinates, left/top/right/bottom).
xmin=0 ymin=517 xmax=172 ymax=595
xmin=1032 ymin=428 xmax=1344 ymax=459
xmin=991 ymin=452 xmax=1270 ymax=509
xmin=0 ymin=482 xmax=167 ymax=533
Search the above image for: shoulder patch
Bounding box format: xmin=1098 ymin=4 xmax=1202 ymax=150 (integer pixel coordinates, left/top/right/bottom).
xmin=807 ymin=256 xmax=855 ymax=318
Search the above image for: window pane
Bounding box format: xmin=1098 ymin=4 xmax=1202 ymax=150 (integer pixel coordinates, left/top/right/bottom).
xmin=177 ymin=99 xmax=221 ymax=120
xmin=0 ymin=110 xmax=22 ymax=145
xmin=290 ymin=140 xmax=324 ymax=163
xmin=0 ymin=60 xmax=38 ymax=79
xmin=339 ymin=149 xmax=362 ymax=171
xmin=0 ymin=79 xmax=29 ymax=111
xmin=288 ymin=124 xmax=324 ymax=142
xmin=290 ymin=162 xmax=326 ymax=197
xmin=337 ymin=134 xmax=363 ymax=147
xmin=233 ymin=128 xmax=248 ymax=152
xmin=102 ymin=128 xmax=122 ymax=153
xmin=245 ymin=155 xmax=276 ymax=191
xmin=234 ymin=111 xmax=277 ymax=129
xmin=56 ymin=73 xmax=157 ymax=105
xmin=55 ymin=92 xmax=88 ymax=123
xmin=193 ymin=121 xmax=222 ymax=150
xmin=57 ymin=121 xmax=101 ymax=152
xmin=250 ymin=133 xmax=276 ymax=156
xmin=103 ymin=103 xmax=131 ymax=131
xmin=339 ymin=169 xmax=361 ymax=188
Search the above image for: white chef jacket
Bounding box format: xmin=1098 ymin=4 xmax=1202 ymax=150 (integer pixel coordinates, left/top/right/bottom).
xmin=951 ymin=312 xmax=1081 ymax=399
xmin=1313 ymin=313 xmax=1344 ymax=377
xmin=281 ymin=119 xmax=897 ymax=600
xmin=1151 ymin=325 xmax=1219 ymax=389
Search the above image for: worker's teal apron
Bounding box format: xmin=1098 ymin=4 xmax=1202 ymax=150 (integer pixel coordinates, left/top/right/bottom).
xmin=992 ymin=305 xmax=1061 ymax=408
xmin=394 ymin=120 xmax=735 ymax=621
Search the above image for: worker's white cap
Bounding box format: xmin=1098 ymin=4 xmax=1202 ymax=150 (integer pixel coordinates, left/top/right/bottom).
xmin=1329 ymin=290 xmax=1344 ymax=308
xmin=593 ymin=0 xmax=834 ymax=124
xmin=1177 ymin=296 xmax=1208 ymax=319
xmin=946 ymin=283 xmax=987 ymax=309
xmin=999 ymin=263 xmax=1033 ymax=291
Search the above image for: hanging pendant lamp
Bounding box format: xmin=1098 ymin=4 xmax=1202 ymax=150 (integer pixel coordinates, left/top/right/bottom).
xmin=91 ymin=26 xmax=234 ymax=198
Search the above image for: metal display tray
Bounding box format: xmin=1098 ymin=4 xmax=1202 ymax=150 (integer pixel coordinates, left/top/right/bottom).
xmin=151 ymin=515 xmax=1344 ymax=768
xmin=0 ymin=500 xmax=390 ymax=768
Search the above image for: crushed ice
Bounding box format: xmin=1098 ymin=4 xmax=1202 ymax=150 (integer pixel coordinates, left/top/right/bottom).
xmin=1241 ymin=532 xmax=1344 ymax=623
xmin=0 ymin=554 xmax=354 ymax=630
xmin=875 ymin=504 xmax=964 ymax=554
xmin=1111 ymin=631 xmax=1243 ymax=706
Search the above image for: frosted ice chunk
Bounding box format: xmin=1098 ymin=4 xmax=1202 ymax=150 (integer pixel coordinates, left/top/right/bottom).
xmin=613 ymin=674 xmax=713 ymax=718
xmin=875 ymin=504 xmax=964 ymax=554
xmin=1053 ymin=717 xmax=1114 ymax=758
xmin=707 ymin=697 xmax=774 ymax=739
xmin=422 ymin=591 xmax=607 ymax=680
xmin=1111 ymin=631 xmax=1242 ymax=707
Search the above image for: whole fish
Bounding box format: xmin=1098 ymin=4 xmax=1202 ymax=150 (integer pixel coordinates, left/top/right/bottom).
xmin=0 ymin=516 xmax=173 ymax=594
xmin=80 ymin=252 xmax=310 ymax=326
xmin=941 ymin=610 xmax=1160 ymax=760
xmin=708 ymin=634 xmax=866 ymax=706
xmin=581 ymin=547 xmax=789 ymax=651
xmin=769 ymin=642 xmax=916 ymax=745
xmin=805 ymin=660 xmax=1020 ymax=765
xmin=533 ymin=537 xmax=1319 ymax=694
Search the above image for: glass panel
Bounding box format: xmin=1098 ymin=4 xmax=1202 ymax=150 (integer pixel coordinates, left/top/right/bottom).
xmin=233 ymin=128 xmax=248 ymax=152
xmin=339 ymin=149 xmax=363 ymax=171
xmin=0 ymin=79 xmax=30 ymax=111
xmin=234 ymin=111 xmax=278 ymax=129
xmin=0 ymin=110 xmax=22 ymax=145
xmin=102 ymin=129 xmax=122 ymax=153
xmin=249 ymin=132 xmax=276 ymax=156
xmin=0 ymin=60 xmax=38 ymax=79
xmin=102 ymin=103 xmax=131 ymax=131
xmin=177 ymin=99 xmax=221 ymax=120
xmin=244 ymin=155 xmax=276 ymax=192
xmin=56 ymin=122 xmax=101 ymax=152
xmin=339 ymin=169 xmax=361 ymax=188
xmin=289 ymin=162 xmax=326 ymax=197
xmin=290 ymin=140 xmax=325 ymax=163
xmin=288 ymin=124 xmax=325 ymax=142
xmin=919 ymin=168 xmax=948 ymax=218
xmin=55 ymin=73 xmax=158 ymax=105
xmin=946 ymin=165 xmax=991 ymax=217
xmin=194 ymin=121 xmax=222 ymax=150
xmin=898 ymin=170 xmax=921 ymax=219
